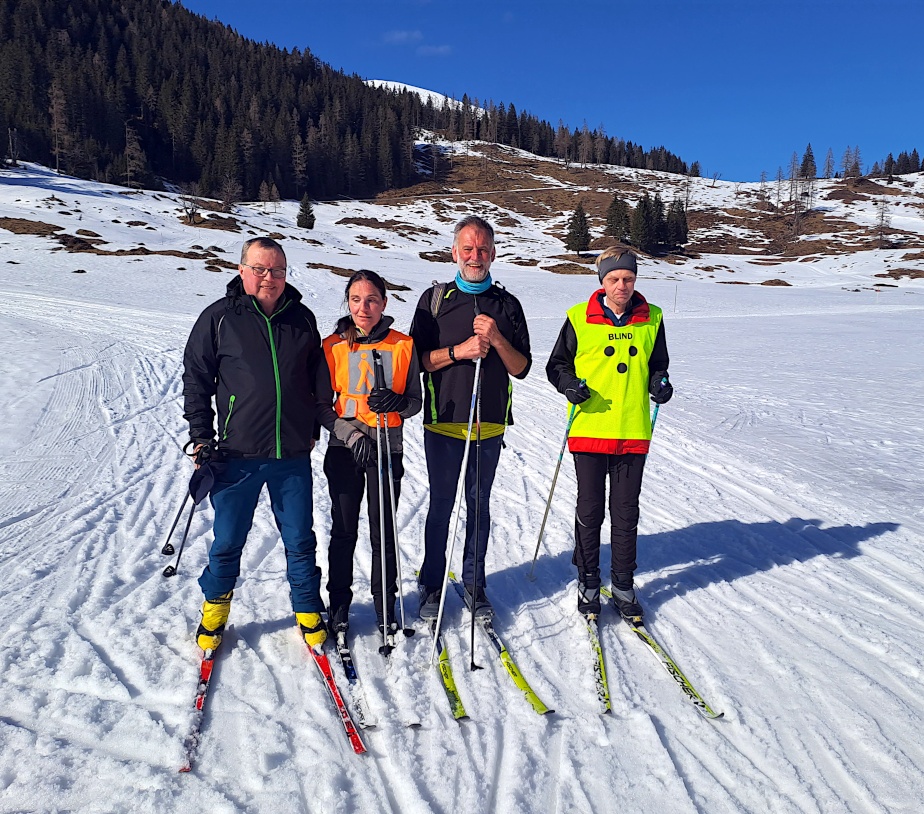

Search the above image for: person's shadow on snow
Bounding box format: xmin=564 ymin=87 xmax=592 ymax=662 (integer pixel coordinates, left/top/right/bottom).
xmin=505 ymin=516 xmax=899 ymax=617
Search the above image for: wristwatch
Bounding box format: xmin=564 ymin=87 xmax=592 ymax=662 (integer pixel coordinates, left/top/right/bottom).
xmin=448 ymin=345 xmax=456 ymax=362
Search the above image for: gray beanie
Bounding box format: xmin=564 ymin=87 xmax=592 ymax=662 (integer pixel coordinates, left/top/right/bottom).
xmin=597 ymin=251 xmax=638 ymax=282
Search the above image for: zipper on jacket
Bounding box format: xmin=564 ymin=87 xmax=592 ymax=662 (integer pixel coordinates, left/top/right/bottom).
xmin=256 ymin=298 xmax=291 ymax=459
xmin=222 ymin=394 xmax=236 ymax=440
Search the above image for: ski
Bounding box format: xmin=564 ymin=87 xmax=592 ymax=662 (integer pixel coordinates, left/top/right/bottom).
xmin=449 ymin=575 xmax=553 ymax=715
xmin=583 ymin=614 xmax=612 ymax=714
xmin=179 ymin=649 xmax=216 ymax=773
xmin=602 ymin=587 xmax=724 ymax=720
xmin=306 ymin=640 xmax=367 ymax=754
xmin=428 ymin=618 xmax=469 ymax=720
xmin=333 ymin=629 xmax=376 ymax=730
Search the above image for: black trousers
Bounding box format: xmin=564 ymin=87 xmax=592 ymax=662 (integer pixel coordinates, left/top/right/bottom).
xmin=572 ymin=452 xmax=646 ymax=587
xmin=324 ymin=445 xmax=403 ymax=620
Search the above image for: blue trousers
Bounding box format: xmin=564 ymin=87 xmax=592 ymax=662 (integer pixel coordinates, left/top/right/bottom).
xmin=198 ymin=458 xmax=323 ymax=613
xmin=419 ymin=431 xmax=503 ymax=590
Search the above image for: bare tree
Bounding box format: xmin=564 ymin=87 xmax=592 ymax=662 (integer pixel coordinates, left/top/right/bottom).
xmin=179 ymin=182 xmax=204 ymax=224
xmin=8 ymin=128 xmax=20 ymax=166
xmin=876 ymin=197 xmax=891 ymax=248
xmin=775 ymin=166 xmax=784 ymax=207
xmin=711 ymin=171 xmax=722 ymax=188
xmin=49 ymin=78 xmax=69 ymax=174
xmin=218 ymin=173 xmax=242 ymax=213
xmin=823 ymin=148 xmax=835 ymax=179
xmin=578 ymin=121 xmax=593 ymax=168
xmin=554 ymin=120 xmax=571 ymax=166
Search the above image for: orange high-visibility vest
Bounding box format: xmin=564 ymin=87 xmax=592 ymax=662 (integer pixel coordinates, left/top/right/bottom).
xmin=322 ymin=330 xmax=414 ymax=428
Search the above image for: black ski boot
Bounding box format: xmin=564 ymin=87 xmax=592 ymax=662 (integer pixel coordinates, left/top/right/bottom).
xmin=611 ymin=572 xmax=643 ymax=622
xmin=578 ymin=574 xmax=600 ymax=616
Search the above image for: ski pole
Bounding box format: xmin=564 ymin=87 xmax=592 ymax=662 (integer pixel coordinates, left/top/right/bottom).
xmin=375 ymin=411 xmax=392 ymax=655
xmin=430 ymin=354 xmax=482 ymax=666
xmin=161 ymin=492 xmax=191 ymax=556
xmin=527 ymin=400 xmax=578 ymax=581
xmin=469 ymin=296 xmax=484 ymax=672
xmin=162 ymin=498 xmax=197 ymax=578
xmin=469 ymin=359 xmax=483 ymax=672
xmin=371 ymin=350 xmax=392 ymax=656
xmin=382 ymin=414 xmax=414 ymax=638
xmin=372 ymin=349 xmax=414 ymax=638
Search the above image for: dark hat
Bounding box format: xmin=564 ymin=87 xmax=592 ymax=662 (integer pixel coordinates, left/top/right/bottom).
xmin=597 ymin=251 xmax=638 ymax=282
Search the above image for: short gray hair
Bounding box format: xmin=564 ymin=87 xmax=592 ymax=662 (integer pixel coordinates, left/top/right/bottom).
xmin=452 ymin=215 xmax=494 ymax=248
xmin=241 ymin=236 xmax=286 ymax=265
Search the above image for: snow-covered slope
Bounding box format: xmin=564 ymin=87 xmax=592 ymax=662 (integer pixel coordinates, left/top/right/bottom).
xmin=1 ymin=162 xmax=923 ymax=813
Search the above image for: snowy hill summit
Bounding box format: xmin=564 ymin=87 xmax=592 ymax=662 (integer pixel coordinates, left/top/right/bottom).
xmin=1 ymin=157 xmax=923 ymax=813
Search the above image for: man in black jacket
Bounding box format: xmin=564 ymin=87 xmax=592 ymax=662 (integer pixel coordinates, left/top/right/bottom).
xmin=410 ymin=216 xmax=532 ymax=619
xmin=182 ymin=237 xmax=327 ymax=651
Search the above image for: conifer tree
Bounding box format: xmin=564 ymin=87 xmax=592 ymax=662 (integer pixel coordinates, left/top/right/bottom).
xmin=630 ymin=193 xmax=655 ymax=253
xmin=800 ymin=144 xmax=817 ymax=179
xmin=297 ymin=193 xmax=316 ymax=230
xmin=565 ymin=201 xmax=591 ymax=256
xmin=666 ymin=200 xmax=688 ymax=248
xmin=604 ymin=194 xmax=630 ymax=242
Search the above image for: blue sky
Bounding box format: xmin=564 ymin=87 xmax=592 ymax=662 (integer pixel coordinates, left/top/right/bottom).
xmin=181 ymin=0 xmax=923 ymax=182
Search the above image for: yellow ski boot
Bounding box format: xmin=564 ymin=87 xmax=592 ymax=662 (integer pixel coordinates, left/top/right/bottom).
xmin=196 ymin=591 xmax=233 ymax=651
xmin=296 ymin=612 xmax=327 ymax=648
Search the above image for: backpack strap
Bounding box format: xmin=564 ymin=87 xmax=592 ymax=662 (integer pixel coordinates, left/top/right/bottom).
xmin=429 ymin=280 xmax=447 ymax=318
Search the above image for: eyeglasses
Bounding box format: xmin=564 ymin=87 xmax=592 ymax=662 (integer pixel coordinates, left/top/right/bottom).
xmin=242 ymin=263 xmax=287 ymax=279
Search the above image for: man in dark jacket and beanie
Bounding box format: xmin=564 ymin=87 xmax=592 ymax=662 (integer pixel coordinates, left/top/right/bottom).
xmin=182 ymin=236 xmax=327 ymax=651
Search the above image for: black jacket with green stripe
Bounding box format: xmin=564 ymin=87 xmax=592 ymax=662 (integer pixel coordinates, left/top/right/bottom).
xmin=409 ymin=281 xmax=532 ymax=427
xmin=183 ymin=276 xmax=323 ymax=459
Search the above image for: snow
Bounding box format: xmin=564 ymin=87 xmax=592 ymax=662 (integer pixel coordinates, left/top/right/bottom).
xmin=1 ymin=162 xmax=923 ymax=813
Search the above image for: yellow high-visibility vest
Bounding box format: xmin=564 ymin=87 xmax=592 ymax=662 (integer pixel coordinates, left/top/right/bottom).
xmin=566 ymin=294 xmax=662 ymax=455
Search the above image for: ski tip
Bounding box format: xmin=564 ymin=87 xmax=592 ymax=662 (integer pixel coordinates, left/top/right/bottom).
xmin=402 ymin=627 xmax=416 ymax=637
xmin=379 ymin=644 xmax=395 ymax=657
xmin=178 ymin=764 xmax=192 ymax=773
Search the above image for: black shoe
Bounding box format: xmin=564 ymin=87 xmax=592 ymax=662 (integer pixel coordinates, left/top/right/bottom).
xmin=417 ymin=583 xmax=441 ymax=620
xmin=577 ymin=581 xmax=601 ymax=616
xmin=327 ymin=605 xmax=350 ymax=637
xmin=610 ymin=586 xmax=643 ymax=621
xmin=464 ymin=584 xmax=494 ymax=619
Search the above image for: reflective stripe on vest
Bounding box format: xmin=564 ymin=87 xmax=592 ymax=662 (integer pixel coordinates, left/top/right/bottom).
xmin=566 ymin=299 xmax=662 ymax=453
xmin=322 ymin=330 xmax=414 ymax=428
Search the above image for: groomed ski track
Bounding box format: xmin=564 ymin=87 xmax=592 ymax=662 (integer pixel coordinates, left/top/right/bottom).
xmin=1 ymin=164 xmax=924 ymax=812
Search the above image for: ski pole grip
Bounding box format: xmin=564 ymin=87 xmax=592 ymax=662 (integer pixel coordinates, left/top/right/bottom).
xmin=371 ymin=348 xmax=386 ymax=390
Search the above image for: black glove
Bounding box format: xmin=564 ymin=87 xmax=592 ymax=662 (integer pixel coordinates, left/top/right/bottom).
xmin=347 ymin=431 xmax=376 ymax=468
xmin=649 ymin=370 xmax=673 ymax=404
xmin=564 ymin=378 xmax=591 ymax=405
xmin=367 ymin=387 xmax=409 ymax=414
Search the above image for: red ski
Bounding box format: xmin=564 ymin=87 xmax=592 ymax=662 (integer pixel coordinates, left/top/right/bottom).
xmin=307 ymin=643 xmax=367 ymax=755
xmin=179 ymin=649 xmax=216 ymax=772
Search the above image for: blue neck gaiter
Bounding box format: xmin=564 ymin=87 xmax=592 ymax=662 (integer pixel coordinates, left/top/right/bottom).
xmin=455 ymin=271 xmax=492 ymax=295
